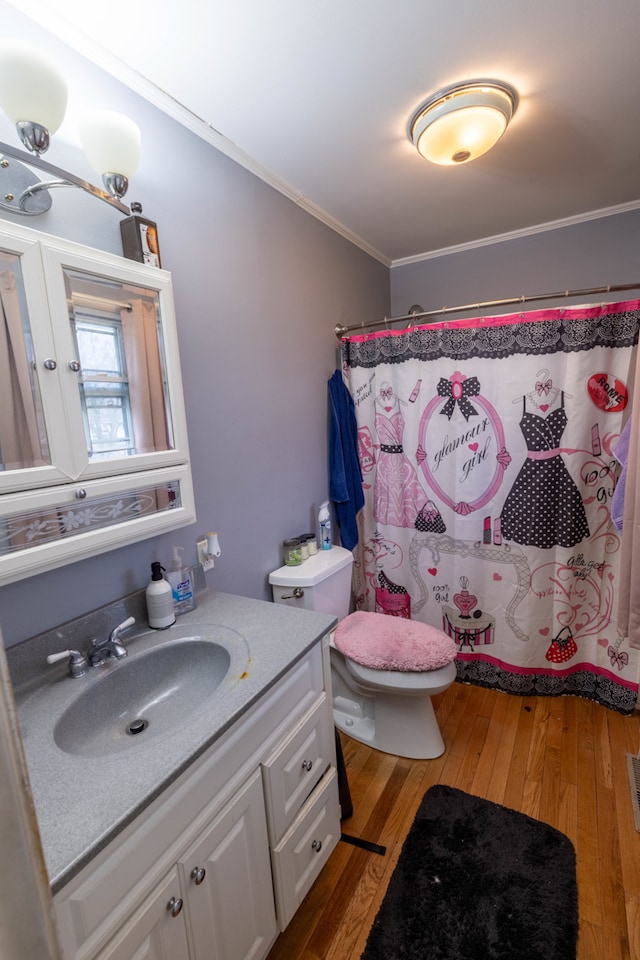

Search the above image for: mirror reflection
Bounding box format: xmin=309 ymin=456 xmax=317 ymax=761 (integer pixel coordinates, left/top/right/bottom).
xmin=0 ymin=252 xmax=50 ymax=472
xmin=64 ymin=269 xmax=174 ymax=461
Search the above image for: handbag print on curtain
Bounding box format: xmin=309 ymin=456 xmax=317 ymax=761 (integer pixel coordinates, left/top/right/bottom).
xmin=342 ymin=300 xmax=640 ymax=714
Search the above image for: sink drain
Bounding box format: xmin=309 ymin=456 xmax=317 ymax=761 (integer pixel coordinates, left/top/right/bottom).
xmin=127 ymin=718 xmax=149 ymax=736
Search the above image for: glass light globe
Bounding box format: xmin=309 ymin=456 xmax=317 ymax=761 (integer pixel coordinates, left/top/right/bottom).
xmin=78 ymin=109 xmax=141 ymax=178
xmin=0 ymin=40 xmax=67 ymax=133
xmin=416 ymin=106 xmax=508 ymax=165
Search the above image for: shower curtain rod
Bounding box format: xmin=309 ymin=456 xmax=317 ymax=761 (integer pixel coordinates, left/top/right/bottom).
xmin=334 ymin=282 xmax=640 ymax=338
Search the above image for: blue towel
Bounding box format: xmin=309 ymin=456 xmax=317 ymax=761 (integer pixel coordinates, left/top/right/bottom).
xmin=611 ymin=418 xmax=632 ymax=530
xmin=328 ymin=370 xmax=364 ymax=550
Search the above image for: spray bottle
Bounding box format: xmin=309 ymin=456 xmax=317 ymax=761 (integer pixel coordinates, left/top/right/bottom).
xmin=167 ymin=547 xmax=196 ymax=615
xmin=318 ymin=501 xmax=332 ymax=550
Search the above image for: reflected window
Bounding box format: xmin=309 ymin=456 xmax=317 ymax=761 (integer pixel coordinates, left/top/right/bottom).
xmin=64 ymin=269 xmax=173 ymax=459
xmin=74 ymin=317 xmax=134 ymax=459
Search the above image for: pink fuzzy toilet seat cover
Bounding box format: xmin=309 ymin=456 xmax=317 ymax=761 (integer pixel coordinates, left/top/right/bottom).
xmin=334 ymin=611 xmax=457 ymax=672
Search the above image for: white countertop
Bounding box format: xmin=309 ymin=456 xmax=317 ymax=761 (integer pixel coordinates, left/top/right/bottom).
xmin=10 ymin=590 xmax=335 ymax=893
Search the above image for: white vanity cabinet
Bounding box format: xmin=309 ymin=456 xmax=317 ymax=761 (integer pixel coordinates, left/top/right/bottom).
xmin=0 ymin=220 xmax=195 ymax=586
xmin=52 ymin=637 xmax=341 ymax=960
xmin=94 ymin=772 xmax=273 ymax=960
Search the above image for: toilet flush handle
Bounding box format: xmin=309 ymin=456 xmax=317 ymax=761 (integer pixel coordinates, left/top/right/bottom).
xmin=280 ymin=587 xmax=304 ymax=600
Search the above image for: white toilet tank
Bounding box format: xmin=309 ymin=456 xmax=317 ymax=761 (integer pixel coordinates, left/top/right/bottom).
xmin=269 ymin=545 xmax=354 ymax=618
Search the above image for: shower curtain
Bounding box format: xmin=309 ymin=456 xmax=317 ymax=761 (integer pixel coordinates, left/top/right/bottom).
xmin=342 ymin=299 xmax=640 ymax=714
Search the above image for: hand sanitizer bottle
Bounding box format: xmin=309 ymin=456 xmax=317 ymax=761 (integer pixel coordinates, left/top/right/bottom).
xmin=167 ymin=547 xmax=196 ymax=615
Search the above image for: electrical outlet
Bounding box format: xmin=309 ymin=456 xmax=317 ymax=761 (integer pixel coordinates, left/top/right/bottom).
xmin=196 ymin=538 xmax=214 ymax=572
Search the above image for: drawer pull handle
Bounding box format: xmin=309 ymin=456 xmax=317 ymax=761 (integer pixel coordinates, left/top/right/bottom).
xmin=311 ymin=840 xmax=323 ymax=853
xmin=167 ymin=896 xmax=183 ymax=917
xmin=191 ymin=866 xmax=206 ymax=885
xmin=301 ymin=759 xmax=313 ymax=771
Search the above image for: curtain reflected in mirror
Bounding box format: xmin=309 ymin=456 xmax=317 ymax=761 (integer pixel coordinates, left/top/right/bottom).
xmin=0 ymin=259 xmax=50 ymax=472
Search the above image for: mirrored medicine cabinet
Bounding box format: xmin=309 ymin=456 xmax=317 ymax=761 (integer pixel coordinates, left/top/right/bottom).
xmin=0 ymin=220 xmax=196 ymax=586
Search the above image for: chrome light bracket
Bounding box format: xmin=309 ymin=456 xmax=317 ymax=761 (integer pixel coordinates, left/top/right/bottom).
xmin=0 ymin=141 xmax=131 ymax=216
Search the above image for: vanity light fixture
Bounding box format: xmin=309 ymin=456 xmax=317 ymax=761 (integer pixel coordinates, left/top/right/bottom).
xmin=409 ymin=79 xmax=518 ymax=165
xmin=0 ymin=40 xmax=140 ymax=216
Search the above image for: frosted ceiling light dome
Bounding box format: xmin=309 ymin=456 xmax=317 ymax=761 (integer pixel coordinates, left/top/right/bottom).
xmin=410 ymin=80 xmax=518 ymax=165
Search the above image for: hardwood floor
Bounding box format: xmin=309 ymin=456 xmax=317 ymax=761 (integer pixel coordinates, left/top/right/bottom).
xmin=266 ymin=681 xmax=640 ymax=960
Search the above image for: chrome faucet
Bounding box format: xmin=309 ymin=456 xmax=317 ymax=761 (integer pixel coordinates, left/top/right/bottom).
xmin=47 ymin=617 xmax=136 ymax=677
xmin=88 ymin=616 xmax=135 ymax=666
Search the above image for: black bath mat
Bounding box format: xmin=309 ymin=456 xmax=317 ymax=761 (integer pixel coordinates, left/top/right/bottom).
xmin=361 ymin=784 xmax=578 ymax=960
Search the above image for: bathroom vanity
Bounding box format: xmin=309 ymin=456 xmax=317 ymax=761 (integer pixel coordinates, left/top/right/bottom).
xmin=8 ymin=590 xmax=339 ymax=960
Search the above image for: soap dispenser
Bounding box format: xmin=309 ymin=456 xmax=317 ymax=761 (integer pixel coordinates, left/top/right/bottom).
xmin=167 ymin=547 xmax=196 ymax=615
xmin=146 ymin=562 xmax=175 ymax=629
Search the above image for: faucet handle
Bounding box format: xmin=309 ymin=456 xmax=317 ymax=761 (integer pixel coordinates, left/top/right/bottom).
xmin=47 ymin=649 xmax=89 ymax=678
xmin=110 ymin=616 xmax=135 ymax=640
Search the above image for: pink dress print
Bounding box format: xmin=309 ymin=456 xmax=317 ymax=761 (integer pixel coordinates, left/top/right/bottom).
xmin=374 ymin=403 xmax=425 ymax=527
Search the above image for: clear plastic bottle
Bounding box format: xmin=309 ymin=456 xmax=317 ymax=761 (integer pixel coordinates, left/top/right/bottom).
xmin=167 ymin=547 xmax=196 ymax=615
xmin=146 ymin=562 xmax=175 ymax=629
xmin=318 ymin=501 xmax=332 ymax=550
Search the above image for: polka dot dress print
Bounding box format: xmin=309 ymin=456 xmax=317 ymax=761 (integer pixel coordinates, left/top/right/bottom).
xmin=500 ymin=393 xmax=590 ymax=549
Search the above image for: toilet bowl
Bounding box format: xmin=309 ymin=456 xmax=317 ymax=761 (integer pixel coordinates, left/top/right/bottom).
xmin=269 ymin=545 xmax=456 ymax=760
xmin=330 ymin=641 xmax=456 ymax=759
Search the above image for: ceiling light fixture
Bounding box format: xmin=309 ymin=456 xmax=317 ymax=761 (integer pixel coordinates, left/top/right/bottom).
xmin=409 ymin=79 xmax=518 ymax=166
xmin=0 ymin=40 xmax=140 ymax=216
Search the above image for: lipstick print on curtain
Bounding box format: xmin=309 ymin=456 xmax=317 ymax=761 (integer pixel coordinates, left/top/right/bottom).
xmin=341 ymin=300 xmax=640 ymax=715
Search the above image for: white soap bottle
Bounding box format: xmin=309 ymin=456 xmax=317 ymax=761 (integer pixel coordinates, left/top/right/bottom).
xmin=318 ymin=501 xmax=332 ymax=550
xmin=146 ymin=562 xmax=176 ymax=629
xmin=167 ymin=546 xmax=197 ymax=615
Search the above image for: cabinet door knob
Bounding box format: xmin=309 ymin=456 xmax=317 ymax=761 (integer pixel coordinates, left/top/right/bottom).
xmin=301 ymin=759 xmax=313 ymax=771
xmin=75 ymin=488 xmax=87 ymax=499
xmin=190 ymin=866 xmax=206 ymax=885
xmin=167 ymin=896 xmax=183 ymax=917
xmin=68 ymin=360 xmax=81 ymax=372
xmin=43 ymin=358 xmax=57 ymax=370
xmin=311 ymin=840 xmax=323 ymax=853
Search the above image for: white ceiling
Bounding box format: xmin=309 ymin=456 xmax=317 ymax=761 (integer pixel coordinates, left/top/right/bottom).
xmin=10 ymin=0 xmax=640 ymax=265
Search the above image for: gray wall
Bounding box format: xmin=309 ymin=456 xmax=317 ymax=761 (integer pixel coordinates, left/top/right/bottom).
xmin=391 ymin=210 xmax=640 ymax=320
xmin=0 ymin=7 xmax=389 ymax=646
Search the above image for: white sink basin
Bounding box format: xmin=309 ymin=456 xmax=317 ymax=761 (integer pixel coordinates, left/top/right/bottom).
xmin=53 ymin=639 xmax=232 ymax=757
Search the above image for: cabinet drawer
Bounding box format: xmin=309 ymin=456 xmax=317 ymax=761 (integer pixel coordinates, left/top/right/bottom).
xmin=270 ymin=766 xmax=340 ymax=931
xmin=261 ymin=693 xmax=333 ymax=843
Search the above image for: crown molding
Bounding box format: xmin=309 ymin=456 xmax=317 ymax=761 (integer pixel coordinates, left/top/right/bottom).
xmin=391 ymin=200 xmax=640 ymax=268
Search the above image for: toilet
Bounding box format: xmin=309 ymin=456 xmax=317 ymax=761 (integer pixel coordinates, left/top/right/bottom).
xmin=269 ymin=546 xmax=457 ymax=760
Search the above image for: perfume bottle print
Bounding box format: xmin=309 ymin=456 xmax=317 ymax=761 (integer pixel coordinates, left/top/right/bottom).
xmin=453 ymin=576 xmax=478 ymax=619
